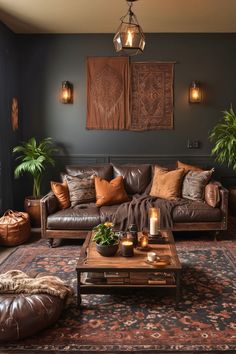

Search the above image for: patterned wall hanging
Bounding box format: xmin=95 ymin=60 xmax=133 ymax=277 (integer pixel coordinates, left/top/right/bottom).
xmin=86 ymin=58 xmax=174 ymax=131
xmin=130 ymin=62 xmax=174 ymax=131
xmin=86 ymin=57 xmax=130 ymax=130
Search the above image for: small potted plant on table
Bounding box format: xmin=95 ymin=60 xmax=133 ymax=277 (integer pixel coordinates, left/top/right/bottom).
xmin=93 ymin=222 xmax=119 ymax=257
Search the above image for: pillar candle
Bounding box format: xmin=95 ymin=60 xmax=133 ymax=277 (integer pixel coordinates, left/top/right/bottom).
xmin=150 ymin=216 xmax=158 ymax=235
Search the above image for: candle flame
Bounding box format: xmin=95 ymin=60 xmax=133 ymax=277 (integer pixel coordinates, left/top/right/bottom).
xmin=125 ymin=29 xmax=133 ymax=47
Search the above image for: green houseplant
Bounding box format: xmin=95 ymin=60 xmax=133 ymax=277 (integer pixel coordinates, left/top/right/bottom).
xmin=93 ymin=222 xmax=119 ymax=257
xmin=13 ymin=137 xmax=57 ymax=227
xmin=209 ymin=105 xmax=236 ymax=171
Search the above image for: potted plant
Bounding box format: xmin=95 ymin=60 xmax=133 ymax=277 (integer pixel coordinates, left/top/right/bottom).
xmin=209 ymin=105 xmax=236 ymax=215
xmin=13 ymin=137 xmax=57 ymax=227
xmin=209 ymin=105 xmax=236 ymax=171
xmin=92 ymin=222 xmax=119 ymax=257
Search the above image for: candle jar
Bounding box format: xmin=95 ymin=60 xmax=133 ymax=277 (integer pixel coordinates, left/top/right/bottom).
xmin=121 ymin=238 xmax=134 ymax=257
xmin=139 ymin=232 xmax=149 ymax=249
xmin=149 ymin=207 xmax=160 ymax=236
xmin=127 ymin=224 xmax=138 ymax=248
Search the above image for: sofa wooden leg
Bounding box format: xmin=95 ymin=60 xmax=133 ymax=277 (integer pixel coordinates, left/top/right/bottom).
xmin=214 ymin=230 xmax=221 ymax=241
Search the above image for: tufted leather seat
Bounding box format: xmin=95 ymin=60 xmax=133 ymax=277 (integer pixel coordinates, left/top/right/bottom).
xmin=0 ymin=293 xmax=64 ymax=341
xmin=172 ymin=199 xmax=222 ymax=222
xmin=47 ymin=203 xmax=100 ymax=230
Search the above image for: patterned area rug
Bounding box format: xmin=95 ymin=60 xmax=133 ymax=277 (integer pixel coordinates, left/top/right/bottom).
xmin=0 ymin=240 xmax=235 ymax=352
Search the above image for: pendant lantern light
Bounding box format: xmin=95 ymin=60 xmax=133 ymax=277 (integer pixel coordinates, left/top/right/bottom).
xmin=113 ymin=0 xmax=145 ymax=56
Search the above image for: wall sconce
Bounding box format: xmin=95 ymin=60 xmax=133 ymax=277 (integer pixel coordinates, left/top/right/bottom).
xmin=61 ymin=81 xmax=73 ymax=103
xmin=189 ymin=81 xmax=202 ymax=103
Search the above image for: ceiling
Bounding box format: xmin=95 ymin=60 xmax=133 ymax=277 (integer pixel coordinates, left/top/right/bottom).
xmin=0 ymin=0 xmax=236 ymax=34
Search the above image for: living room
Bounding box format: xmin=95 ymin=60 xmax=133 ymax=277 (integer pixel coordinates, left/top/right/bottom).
xmin=0 ymin=0 xmax=235 ymax=353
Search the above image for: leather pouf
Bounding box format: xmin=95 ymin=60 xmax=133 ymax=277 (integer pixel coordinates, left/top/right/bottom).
xmin=0 ymin=293 xmax=64 ymax=341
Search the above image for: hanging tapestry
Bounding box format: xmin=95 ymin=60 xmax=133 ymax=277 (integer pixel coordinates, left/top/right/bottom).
xmin=130 ymin=62 xmax=174 ymax=131
xmin=86 ymin=57 xmax=130 ymax=130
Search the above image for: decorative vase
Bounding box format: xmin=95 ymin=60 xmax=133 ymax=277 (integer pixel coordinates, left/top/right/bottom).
xmin=96 ymin=242 xmax=119 ymax=257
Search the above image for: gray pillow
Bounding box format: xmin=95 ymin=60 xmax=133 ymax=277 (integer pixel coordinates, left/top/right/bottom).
xmin=64 ymin=175 xmax=95 ymax=207
xmin=182 ymin=170 xmax=213 ymax=201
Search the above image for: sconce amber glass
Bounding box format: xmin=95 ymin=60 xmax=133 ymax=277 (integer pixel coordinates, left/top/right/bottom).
xmin=61 ymin=81 xmax=73 ymax=104
xmin=189 ymin=81 xmax=201 ymax=103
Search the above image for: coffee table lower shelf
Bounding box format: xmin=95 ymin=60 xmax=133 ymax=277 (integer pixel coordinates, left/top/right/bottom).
xmin=76 ymin=271 xmax=181 ymax=307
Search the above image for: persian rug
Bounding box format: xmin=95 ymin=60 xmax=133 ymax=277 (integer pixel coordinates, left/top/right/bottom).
xmin=131 ymin=62 xmax=174 ymax=131
xmin=86 ymin=56 xmax=130 ymax=130
xmin=0 ymin=240 xmax=235 ymax=352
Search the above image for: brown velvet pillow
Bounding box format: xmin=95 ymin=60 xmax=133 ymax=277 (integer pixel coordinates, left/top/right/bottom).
xmin=205 ymin=182 xmax=221 ymax=207
xmin=64 ymin=174 xmax=95 ymax=207
xmin=95 ymin=176 xmax=129 ymax=206
xmin=176 ymin=160 xmax=203 ymax=172
xmin=182 ymin=170 xmax=213 ymax=201
xmin=150 ymin=167 xmax=185 ymax=200
xmin=51 ymin=181 xmax=70 ymax=209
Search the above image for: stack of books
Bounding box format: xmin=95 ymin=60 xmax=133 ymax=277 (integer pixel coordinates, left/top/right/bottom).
xmin=105 ymin=272 xmax=129 ymax=285
xmin=81 ymin=271 xmax=175 ymax=285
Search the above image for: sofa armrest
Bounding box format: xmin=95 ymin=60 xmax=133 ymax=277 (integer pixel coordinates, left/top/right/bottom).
xmin=40 ymin=192 xmax=59 ymax=238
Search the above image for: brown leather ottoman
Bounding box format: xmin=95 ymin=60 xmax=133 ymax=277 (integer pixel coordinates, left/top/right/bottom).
xmin=0 ymin=293 xmax=64 ymax=341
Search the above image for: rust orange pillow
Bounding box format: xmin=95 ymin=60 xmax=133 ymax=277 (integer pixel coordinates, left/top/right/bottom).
xmin=176 ymin=160 xmax=203 ymax=172
xmin=95 ymin=176 xmax=129 ymax=206
xmin=150 ymin=167 xmax=185 ymax=200
xmin=51 ymin=181 xmax=70 ymax=209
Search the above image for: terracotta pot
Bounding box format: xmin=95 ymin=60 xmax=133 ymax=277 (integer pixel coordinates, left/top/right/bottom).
xmin=24 ymin=197 xmax=41 ymax=228
xmin=96 ymin=242 xmax=119 ymax=257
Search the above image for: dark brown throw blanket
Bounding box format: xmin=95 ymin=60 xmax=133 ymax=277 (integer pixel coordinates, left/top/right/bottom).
xmin=112 ymin=194 xmax=187 ymax=231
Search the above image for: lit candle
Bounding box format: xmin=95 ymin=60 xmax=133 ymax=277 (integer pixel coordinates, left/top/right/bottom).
xmin=121 ymin=240 xmax=134 ymax=257
xmin=140 ymin=233 xmax=149 ymax=249
xmin=149 ymin=208 xmax=160 ymax=236
xmin=150 ymin=216 xmax=158 ymax=235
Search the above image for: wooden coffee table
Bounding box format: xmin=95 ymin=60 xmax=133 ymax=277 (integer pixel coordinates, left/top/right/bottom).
xmin=76 ymin=230 xmax=181 ymax=306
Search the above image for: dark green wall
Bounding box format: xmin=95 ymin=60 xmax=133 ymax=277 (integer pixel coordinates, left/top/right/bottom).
xmin=2 ymin=30 xmax=236 ymax=209
xmin=18 ymin=33 xmax=236 ymax=156
xmin=0 ymin=22 xmax=20 ymax=213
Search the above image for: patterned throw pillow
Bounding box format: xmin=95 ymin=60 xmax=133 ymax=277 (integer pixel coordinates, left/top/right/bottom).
xmin=64 ymin=175 xmax=95 ymax=207
xmin=150 ymin=167 xmax=185 ymax=200
xmin=51 ymin=181 xmax=70 ymax=209
xmin=182 ymin=170 xmax=213 ymax=201
xmin=95 ymin=176 xmax=129 ymax=206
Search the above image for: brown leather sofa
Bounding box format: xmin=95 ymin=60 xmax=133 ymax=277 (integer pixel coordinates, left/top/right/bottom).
xmin=40 ymin=164 xmax=228 ymax=246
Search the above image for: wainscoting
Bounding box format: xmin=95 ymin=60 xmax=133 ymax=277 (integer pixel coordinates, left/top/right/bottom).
xmin=54 ymin=154 xmax=236 ymax=187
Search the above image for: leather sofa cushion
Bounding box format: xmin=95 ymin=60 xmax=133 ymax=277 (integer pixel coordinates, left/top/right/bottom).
xmin=99 ymin=205 xmax=120 ymax=223
xmin=47 ymin=204 xmax=100 ymax=230
xmin=65 ymin=165 xmax=113 ymax=180
xmin=0 ymin=293 xmax=63 ymax=341
xmin=173 ymin=200 xmax=222 ymax=222
xmin=112 ymin=164 xmax=151 ymax=195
